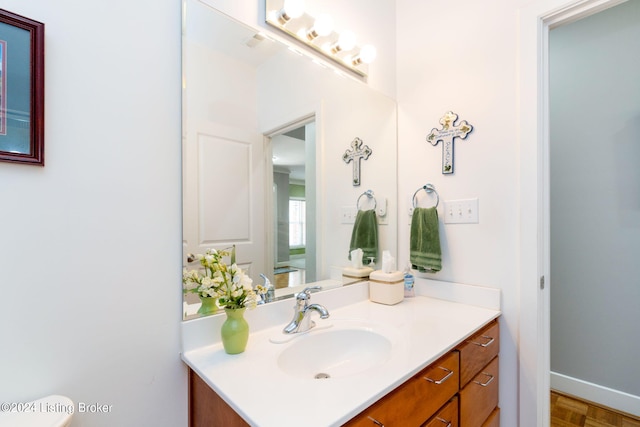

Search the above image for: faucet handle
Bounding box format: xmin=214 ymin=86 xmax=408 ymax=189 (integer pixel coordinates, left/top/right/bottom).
xmin=297 ymin=286 xmax=321 ymax=301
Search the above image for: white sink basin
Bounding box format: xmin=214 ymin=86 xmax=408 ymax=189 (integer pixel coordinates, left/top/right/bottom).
xmin=276 ymin=321 xmax=394 ymax=379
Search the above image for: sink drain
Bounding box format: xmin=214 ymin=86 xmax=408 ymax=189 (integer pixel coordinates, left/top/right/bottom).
xmin=314 ymin=372 xmax=331 ymax=379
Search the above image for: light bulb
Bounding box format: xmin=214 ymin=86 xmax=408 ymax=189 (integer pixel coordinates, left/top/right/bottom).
xmin=277 ymin=0 xmax=305 ymax=23
xmin=283 ymin=0 xmax=305 ymax=19
xmin=331 ymin=30 xmax=356 ymax=53
xmin=359 ymin=44 xmax=377 ymax=63
xmin=267 ymin=10 xmax=279 ymax=22
xmin=306 ymin=13 xmax=333 ymax=40
xmin=314 ymin=14 xmax=333 ymax=37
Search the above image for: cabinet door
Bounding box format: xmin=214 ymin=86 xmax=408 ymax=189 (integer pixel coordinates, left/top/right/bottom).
xmin=422 ymin=396 xmax=458 ymax=427
xmin=459 ymin=357 xmax=499 ymax=427
xmin=481 ymin=408 xmax=500 ymax=427
xmin=189 ymin=369 xmax=249 ymax=427
xmin=345 ymin=352 xmax=459 ymax=427
xmin=457 ymin=320 xmax=500 ymax=388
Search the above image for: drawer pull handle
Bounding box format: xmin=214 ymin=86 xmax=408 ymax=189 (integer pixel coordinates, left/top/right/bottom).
xmin=367 ymin=416 xmax=385 ymax=427
xmin=436 ymin=417 xmax=452 ymax=427
xmin=473 ymin=372 xmax=495 ymax=387
xmin=424 ymin=367 xmax=454 ymax=385
xmin=469 ymin=335 xmax=495 ymax=347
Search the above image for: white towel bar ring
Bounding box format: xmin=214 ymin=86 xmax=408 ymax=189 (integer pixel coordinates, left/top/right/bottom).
xmin=412 ymin=184 xmax=439 ymax=209
xmin=357 ymin=189 xmax=377 ymax=210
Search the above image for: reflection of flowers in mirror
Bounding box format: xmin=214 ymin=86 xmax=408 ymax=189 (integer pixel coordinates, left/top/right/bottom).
xmin=183 ymin=249 xmax=265 ymax=310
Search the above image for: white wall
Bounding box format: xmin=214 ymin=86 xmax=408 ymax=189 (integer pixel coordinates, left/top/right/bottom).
xmin=0 ymin=0 xmax=186 ymax=426
xmin=396 ymin=1 xmax=528 ymax=425
xmin=550 ymin=0 xmax=640 ymax=405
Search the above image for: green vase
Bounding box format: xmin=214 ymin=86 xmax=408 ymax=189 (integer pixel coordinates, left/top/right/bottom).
xmin=221 ymin=307 xmax=249 ymax=354
xmin=197 ymin=296 xmax=218 ymax=316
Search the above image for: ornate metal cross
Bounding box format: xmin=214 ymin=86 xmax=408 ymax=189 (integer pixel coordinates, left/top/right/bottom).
xmin=342 ymin=137 xmax=372 ymax=186
xmin=426 ymin=111 xmax=473 ymax=174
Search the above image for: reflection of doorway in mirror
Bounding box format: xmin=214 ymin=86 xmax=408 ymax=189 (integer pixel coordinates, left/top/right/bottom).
xmin=267 ymin=118 xmax=316 ymax=289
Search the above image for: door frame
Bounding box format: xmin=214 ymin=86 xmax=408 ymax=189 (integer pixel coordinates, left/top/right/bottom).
xmin=517 ymin=0 xmax=627 ymax=425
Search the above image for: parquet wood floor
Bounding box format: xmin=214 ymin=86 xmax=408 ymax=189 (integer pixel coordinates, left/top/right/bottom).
xmin=551 ymin=390 xmax=640 ymax=427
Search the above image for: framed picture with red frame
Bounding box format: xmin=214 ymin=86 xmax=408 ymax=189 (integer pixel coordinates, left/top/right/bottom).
xmin=0 ymin=9 xmax=44 ymax=166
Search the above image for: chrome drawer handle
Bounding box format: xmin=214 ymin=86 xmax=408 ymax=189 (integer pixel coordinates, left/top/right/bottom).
xmin=367 ymin=416 xmax=385 ymax=427
xmin=436 ymin=417 xmax=452 ymax=427
xmin=469 ymin=335 xmax=495 ymax=347
xmin=473 ymin=372 xmax=495 ymax=387
xmin=424 ymin=366 xmax=454 ymax=385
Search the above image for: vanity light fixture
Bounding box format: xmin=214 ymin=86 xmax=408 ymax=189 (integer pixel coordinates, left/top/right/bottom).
xmin=265 ymin=0 xmax=375 ymax=78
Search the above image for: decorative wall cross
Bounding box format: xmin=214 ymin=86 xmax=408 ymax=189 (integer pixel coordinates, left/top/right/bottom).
xmin=426 ymin=111 xmax=473 ymax=174
xmin=342 ymin=137 xmax=372 ymax=186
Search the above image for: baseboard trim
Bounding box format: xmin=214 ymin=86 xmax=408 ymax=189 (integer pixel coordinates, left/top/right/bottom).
xmin=551 ymin=371 xmax=640 ymax=417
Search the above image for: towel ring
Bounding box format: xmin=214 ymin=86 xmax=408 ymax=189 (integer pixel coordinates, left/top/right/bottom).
xmin=357 ymin=189 xmax=377 ymax=210
xmin=412 ymin=184 xmax=439 ymax=208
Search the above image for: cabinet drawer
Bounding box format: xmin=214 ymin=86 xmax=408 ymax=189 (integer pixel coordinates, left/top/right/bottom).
xmin=422 ymin=396 xmax=458 ymax=427
xmin=459 ymin=356 xmax=499 ymax=427
xmin=457 ymin=320 xmax=499 ymax=387
xmin=344 ymin=351 xmax=459 ymax=427
xmin=481 ymin=407 xmax=499 ymax=427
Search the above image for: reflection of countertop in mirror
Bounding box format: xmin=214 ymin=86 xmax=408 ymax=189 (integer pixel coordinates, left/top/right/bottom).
xmin=183 ymin=276 xmax=368 ymax=320
xmin=181 ymin=280 xmax=501 ymax=426
xmin=273 ymin=278 xmax=342 ymax=299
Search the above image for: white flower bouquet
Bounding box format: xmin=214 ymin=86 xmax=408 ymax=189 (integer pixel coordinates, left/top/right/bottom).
xmin=183 ymin=248 xmax=264 ymax=310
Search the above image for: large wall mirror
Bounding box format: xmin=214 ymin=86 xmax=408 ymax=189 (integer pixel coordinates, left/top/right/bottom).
xmin=182 ymin=0 xmax=398 ymax=320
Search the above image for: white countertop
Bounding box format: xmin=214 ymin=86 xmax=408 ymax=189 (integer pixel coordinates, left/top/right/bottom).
xmin=181 ymin=280 xmax=501 ymax=427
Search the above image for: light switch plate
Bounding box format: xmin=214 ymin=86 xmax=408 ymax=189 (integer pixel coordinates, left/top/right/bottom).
xmin=341 ymin=206 xmax=357 ymax=224
xmin=443 ymin=198 xmax=479 ymax=224
xmin=342 ymin=205 xmax=387 ymax=224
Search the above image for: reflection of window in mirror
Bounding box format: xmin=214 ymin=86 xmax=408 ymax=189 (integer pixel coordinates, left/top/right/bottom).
xmin=285 ymin=198 xmax=306 ymax=288
xmin=289 ymin=199 xmax=306 ymax=248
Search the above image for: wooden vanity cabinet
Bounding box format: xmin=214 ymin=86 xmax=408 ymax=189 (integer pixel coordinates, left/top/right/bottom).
xmin=187 ymin=318 xmax=500 ymax=427
xmin=188 ymin=369 xmax=249 ymax=427
xmin=456 ymin=320 xmax=500 ymax=427
xmin=344 ymin=351 xmax=459 ymax=427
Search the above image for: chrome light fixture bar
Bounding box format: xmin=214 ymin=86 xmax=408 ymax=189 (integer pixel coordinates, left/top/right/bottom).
xmin=265 ymin=0 xmax=376 ymax=78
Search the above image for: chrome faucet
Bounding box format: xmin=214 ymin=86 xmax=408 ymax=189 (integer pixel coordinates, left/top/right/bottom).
xmin=283 ymin=286 xmax=330 ymax=334
xmin=259 ymin=274 xmax=275 ymax=303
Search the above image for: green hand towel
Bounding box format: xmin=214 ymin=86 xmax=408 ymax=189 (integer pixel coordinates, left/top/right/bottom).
xmin=348 ymin=209 xmax=378 ymax=264
xmin=410 ymin=207 xmax=442 ymax=272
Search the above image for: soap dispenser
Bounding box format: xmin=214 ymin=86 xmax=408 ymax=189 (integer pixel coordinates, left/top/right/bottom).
xmin=404 ymin=263 xmax=415 ymax=298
